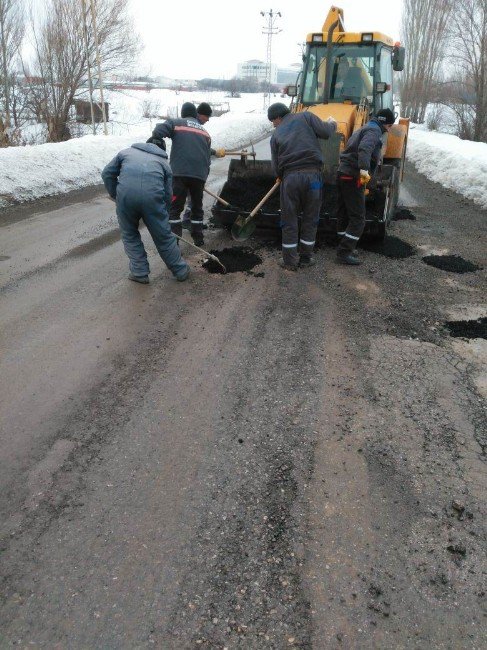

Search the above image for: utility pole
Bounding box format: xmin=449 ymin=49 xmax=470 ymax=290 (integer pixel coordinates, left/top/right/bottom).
xmin=81 ymin=0 xmax=108 ymax=135
xmin=260 ymin=9 xmax=282 ymax=110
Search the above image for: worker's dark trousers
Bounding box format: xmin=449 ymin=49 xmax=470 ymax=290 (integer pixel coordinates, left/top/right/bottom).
xmin=280 ymin=169 xmax=322 ymax=266
xmin=336 ymin=175 xmax=366 ymax=255
xmin=169 ymin=176 xmax=205 ymax=240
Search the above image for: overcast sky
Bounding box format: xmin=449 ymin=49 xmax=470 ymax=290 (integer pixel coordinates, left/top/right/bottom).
xmin=131 ymin=0 xmax=404 ymax=80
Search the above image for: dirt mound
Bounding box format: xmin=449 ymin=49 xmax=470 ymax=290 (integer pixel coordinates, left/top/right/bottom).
xmin=422 ymin=255 xmax=481 ymax=274
xmin=445 ymin=317 xmax=487 ymax=340
xmin=359 ymin=236 xmax=416 ymax=259
xmin=202 ymin=247 xmax=263 ymax=274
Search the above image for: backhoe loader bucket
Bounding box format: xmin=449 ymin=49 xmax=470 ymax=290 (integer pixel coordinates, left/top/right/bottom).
xmin=211 ymin=159 xmax=281 ymax=231
xmin=211 ymin=159 xmax=399 ymax=242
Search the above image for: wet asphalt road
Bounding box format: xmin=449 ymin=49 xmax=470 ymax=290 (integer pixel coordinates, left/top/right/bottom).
xmin=0 ymin=141 xmax=486 ymax=648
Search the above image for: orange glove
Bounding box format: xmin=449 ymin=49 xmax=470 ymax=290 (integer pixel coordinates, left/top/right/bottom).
xmin=214 ymin=148 xmax=226 ymax=158
xmin=359 ymin=169 xmax=371 ymax=185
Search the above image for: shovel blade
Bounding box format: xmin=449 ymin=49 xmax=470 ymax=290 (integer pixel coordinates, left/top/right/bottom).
xmin=231 ymin=215 xmax=257 ymax=242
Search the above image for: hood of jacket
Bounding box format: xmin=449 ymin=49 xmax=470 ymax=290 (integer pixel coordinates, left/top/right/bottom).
xmin=131 ymin=142 xmax=169 ymax=158
xmin=368 ymin=117 xmax=386 ymax=134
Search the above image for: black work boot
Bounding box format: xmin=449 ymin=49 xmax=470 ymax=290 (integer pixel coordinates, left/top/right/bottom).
xmin=192 ymin=232 xmax=204 ymax=247
xmin=299 ymin=254 xmax=316 ymax=268
xmin=336 ymin=252 xmax=361 ymax=265
xmin=278 ymin=259 xmax=298 ymax=271
xmin=128 ymin=273 xmax=150 ymax=284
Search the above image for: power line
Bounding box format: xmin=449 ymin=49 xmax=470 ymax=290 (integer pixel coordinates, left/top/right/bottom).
xmin=260 ymin=9 xmax=282 ymax=110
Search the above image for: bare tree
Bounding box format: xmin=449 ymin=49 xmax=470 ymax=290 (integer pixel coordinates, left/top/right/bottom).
xmin=0 ymin=0 xmax=25 ymax=142
xmin=446 ymin=0 xmax=487 ymax=142
xmin=26 ymin=0 xmax=140 ymax=142
xmin=400 ymin=0 xmax=452 ymax=122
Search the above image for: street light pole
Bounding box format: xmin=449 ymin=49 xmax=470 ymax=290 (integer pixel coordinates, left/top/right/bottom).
xmin=260 ymin=9 xmax=282 ymax=111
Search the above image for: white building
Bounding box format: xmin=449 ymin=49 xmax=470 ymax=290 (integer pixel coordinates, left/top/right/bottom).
xmin=237 ymin=60 xmax=277 ymax=84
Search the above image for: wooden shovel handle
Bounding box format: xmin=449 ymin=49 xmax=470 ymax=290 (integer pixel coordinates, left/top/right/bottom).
xmin=249 ymin=180 xmax=281 ymax=218
xmin=225 ymin=150 xmax=256 ymax=156
xmin=204 ymin=186 xmax=231 ymax=207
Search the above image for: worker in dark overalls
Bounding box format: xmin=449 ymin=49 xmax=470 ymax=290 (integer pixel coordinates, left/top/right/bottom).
xmin=268 ymin=102 xmax=337 ymax=271
xmin=336 ymin=108 xmax=395 ymax=265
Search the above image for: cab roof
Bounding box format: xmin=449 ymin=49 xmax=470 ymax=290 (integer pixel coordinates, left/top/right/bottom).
xmin=306 ymin=32 xmax=394 ymax=46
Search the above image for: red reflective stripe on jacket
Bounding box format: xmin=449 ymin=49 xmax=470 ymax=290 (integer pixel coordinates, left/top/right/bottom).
xmin=174 ymin=125 xmax=211 ymax=139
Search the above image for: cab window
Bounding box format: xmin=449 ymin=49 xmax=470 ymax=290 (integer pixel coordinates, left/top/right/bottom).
xmin=378 ymin=47 xmax=393 ymax=110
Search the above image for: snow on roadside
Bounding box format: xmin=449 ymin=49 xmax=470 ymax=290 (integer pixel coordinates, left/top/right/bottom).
xmin=0 ymin=131 xmax=146 ymax=207
xmin=2 ymin=85 xmax=486 ymax=212
xmin=0 ymin=92 xmax=271 ymax=208
xmin=407 ymin=126 xmax=487 ymax=209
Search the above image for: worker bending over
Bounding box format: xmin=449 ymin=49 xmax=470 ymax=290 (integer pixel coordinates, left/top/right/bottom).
xmin=101 ymin=138 xmax=189 ymax=284
xmin=268 ymin=102 xmax=336 ymax=271
xmin=336 ymin=108 xmax=395 ymax=265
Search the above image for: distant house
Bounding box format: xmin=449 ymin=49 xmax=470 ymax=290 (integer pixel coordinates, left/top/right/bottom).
xmin=74 ymin=100 xmax=109 ymax=123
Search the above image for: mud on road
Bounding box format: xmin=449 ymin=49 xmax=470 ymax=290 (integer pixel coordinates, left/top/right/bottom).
xmin=0 ymin=162 xmax=486 ymax=648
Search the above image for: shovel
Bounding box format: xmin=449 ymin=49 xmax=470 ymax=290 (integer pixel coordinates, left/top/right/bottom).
xmin=204 ymin=187 xmax=241 ymax=212
xmin=231 ymin=180 xmax=281 ymax=242
xmin=173 ymin=233 xmax=227 ymax=274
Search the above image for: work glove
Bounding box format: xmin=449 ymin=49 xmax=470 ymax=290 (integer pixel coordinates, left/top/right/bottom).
xmin=326 ymin=116 xmax=337 ymax=130
xmin=359 ymin=169 xmax=371 ymax=185
xmin=215 ymin=148 xmax=226 ymax=158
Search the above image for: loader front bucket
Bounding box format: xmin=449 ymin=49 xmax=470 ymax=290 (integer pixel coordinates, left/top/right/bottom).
xmin=210 ymin=159 xmax=397 ymax=242
xmin=211 ymin=159 xmax=281 ymax=230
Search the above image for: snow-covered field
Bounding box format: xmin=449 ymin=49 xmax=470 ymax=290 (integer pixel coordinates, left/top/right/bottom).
xmin=0 ymin=88 xmax=486 ymax=210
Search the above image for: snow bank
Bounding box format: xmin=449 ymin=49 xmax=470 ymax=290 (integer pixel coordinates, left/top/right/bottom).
xmin=0 ymin=131 xmax=146 ymax=206
xmin=0 ymin=89 xmax=272 ymax=208
xmin=2 ymin=86 xmax=486 ymax=212
xmin=0 ymin=114 xmax=270 ymax=207
xmin=407 ymin=126 xmax=487 ymax=209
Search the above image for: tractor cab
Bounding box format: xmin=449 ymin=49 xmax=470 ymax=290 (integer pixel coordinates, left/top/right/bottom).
xmin=287 ymin=6 xmax=405 ymax=127
xmin=300 ymin=41 xmax=396 ymax=113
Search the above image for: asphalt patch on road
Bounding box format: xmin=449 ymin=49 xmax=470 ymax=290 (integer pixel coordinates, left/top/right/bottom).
xmin=202 ymin=247 xmax=263 ymax=274
xmin=359 ymin=235 xmax=416 ymax=258
xmin=422 ymin=255 xmax=481 ymax=274
xmin=445 ymin=317 xmax=487 ymax=340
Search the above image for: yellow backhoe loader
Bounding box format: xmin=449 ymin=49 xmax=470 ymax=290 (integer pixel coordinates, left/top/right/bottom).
xmin=212 ymin=6 xmax=409 ymax=240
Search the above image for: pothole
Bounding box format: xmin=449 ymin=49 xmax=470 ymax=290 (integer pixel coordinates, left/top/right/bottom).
xmin=422 ymin=255 xmax=481 ymax=274
xmin=359 ymin=236 xmax=416 ymax=258
xmin=202 ymin=247 xmax=263 ymax=274
xmin=445 ymin=317 xmax=487 ymax=340
xmin=394 ymin=207 xmax=416 ymax=221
